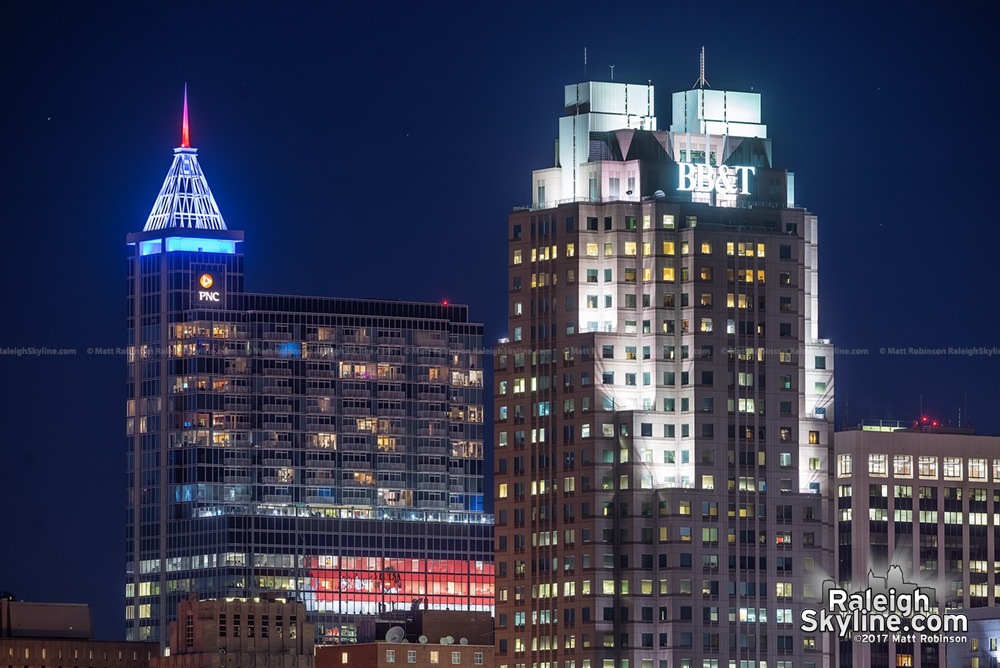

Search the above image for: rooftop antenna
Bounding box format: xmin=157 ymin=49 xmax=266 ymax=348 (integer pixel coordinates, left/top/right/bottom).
xmin=181 ymin=83 xmax=190 ymax=148
xmin=692 ymin=46 xmax=710 ymax=89
xmin=584 ymin=47 xmax=587 ymax=77
xmin=609 ymin=64 xmax=615 ymax=81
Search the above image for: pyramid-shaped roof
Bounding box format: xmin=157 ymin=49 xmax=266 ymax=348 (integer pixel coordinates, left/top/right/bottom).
xmin=142 ymin=86 xmax=228 ymax=233
xmin=142 ymin=147 xmax=228 ymax=232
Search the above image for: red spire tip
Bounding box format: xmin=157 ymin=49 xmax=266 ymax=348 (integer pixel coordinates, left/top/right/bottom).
xmin=181 ymin=83 xmax=190 ymax=148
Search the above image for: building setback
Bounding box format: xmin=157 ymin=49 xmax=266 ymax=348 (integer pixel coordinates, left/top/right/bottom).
xmin=493 ymin=80 xmax=835 ymax=668
xmin=124 ymin=98 xmax=492 ymax=647
xmin=835 ymin=425 xmax=1000 ymax=668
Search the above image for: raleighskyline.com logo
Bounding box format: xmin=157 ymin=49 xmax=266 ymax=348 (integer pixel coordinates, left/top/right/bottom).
xmin=800 ymin=566 xmax=968 ymax=644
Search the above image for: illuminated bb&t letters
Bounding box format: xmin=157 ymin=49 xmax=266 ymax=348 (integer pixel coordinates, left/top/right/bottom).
xmin=678 ymin=163 xmax=755 ymax=196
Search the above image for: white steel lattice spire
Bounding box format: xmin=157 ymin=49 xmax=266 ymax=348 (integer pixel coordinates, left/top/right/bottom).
xmin=142 ymin=86 xmax=228 ymax=232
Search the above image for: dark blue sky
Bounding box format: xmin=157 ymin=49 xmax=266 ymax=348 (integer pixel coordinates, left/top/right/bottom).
xmin=2 ymin=0 xmax=997 ymax=641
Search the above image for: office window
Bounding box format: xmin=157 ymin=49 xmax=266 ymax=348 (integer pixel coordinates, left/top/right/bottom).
xmin=918 ymin=456 xmax=938 ymax=478
xmin=943 ymin=457 xmax=962 ymax=479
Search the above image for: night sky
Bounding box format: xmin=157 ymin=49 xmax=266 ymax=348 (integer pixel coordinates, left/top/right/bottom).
xmin=2 ymin=0 xmax=997 ymax=641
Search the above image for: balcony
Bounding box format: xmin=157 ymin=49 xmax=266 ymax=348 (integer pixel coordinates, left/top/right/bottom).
xmin=262 ymin=494 xmax=292 ymax=503
xmin=306 ymin=368 xmax=335 ymax=378
xmin=418 ymin=356 xmax=446 ymax=365
xmin=305 ymin=475 xmax=335 ymax=486
xmin=262 ymin=404 xmax=292 ymax=413
xmin=262 ymin=458 xmax=292 ymax=467
xmin=305 ymin=495 xmax=334 ymax=504
xmin=261 ymin=422 xmax=291 ymax=431
xmin=262 ymin=386 xmax=292 ymax=395
xmin=342 ymin=388 xmax=371 ymax=398
xmin=306 ymin=387 xmax=333 ymax=396
xmin=378 ymin=390 xmax=406 ymax=399
xmin=263 ymin=368 xmax=293 ymax=377
xmin=263 ymin=331 xmax=292 ymax=341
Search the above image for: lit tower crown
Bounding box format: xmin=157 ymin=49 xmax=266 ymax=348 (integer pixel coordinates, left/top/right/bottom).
xmin=142 ymin=85 xmax=228 ymax=232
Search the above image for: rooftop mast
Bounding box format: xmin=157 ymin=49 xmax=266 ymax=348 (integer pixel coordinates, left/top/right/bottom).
xmin=181 ymin=83 xmax=190 ymax=148
xmin=692 ymin=46 xmax=710 ymax=89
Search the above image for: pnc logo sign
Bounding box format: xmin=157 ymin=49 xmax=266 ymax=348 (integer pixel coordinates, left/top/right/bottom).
xmin=197 ymin=273 xmax=221 ymax=302
xmin=678 ymin=163 xmax=755 ymax=196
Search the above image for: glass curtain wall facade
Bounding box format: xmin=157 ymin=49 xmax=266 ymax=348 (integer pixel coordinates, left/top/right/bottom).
xmin=125 ymin=140 xmax=491 ymax=647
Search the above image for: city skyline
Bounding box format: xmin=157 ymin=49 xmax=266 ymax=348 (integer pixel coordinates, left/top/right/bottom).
xmin=2 ymin=0 xmax=999 ymax=643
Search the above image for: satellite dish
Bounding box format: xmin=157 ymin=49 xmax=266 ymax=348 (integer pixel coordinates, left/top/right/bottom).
xmin=625 ymin=190 xmax=633 ymax=196
xmin=459 ymin=638 xmax=468 ymax=645
xmin=418 ymin=635 xmax=428 ymax=645
xmin=440 ymin=637 xmax=448 ymax=645
xmin=385 ymin=626 xmax=405 ymax=643
xmin=653 ymin=189 xmax=666 ymax=200
xmin=445 ymin=636 xmax=454 ymax=645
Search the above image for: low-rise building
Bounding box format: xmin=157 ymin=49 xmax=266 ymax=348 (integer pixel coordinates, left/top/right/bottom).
xmin=1 ymin=598 xmax=157 ymax=668
xmin=152 ymin=595 xmax=314 ymax=668
xmin=317 ymin=611 xmax=492 ymax=668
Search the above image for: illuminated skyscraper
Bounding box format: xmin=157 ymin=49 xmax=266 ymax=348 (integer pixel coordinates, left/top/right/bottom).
xmin=493 ymin=80 xmax=835 ymax=668
xmin=125 ymin=96 xmax=492 ymax=646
